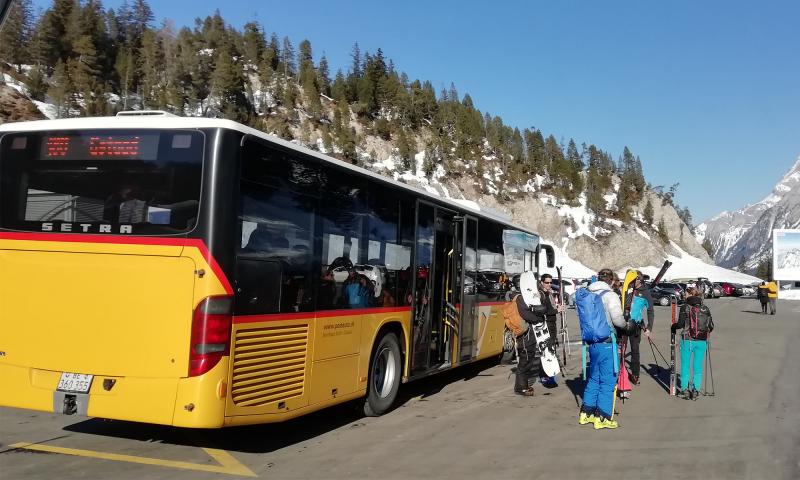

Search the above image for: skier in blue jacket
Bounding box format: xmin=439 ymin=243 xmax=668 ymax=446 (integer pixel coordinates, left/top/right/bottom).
xmin=579 ymin=268 xmax=628 ymax=429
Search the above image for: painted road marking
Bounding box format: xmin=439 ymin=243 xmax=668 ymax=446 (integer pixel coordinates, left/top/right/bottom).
xmin=9 ymin=442 xmax=257 ymax=477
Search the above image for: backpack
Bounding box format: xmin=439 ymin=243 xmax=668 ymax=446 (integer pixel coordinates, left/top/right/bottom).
xmin=575 ymin=288 xmax=611 ymax=343
xmin=501 ymin=295 xmax=529 ymax=337
xmin=629 ymin=296 xmax=649 ymax=325
xmin=686 ymin=304 xmax=714 ymax=340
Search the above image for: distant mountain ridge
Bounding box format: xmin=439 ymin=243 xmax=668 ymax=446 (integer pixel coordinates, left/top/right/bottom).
xmin=696 ymin=156 xmax=800 ymax=270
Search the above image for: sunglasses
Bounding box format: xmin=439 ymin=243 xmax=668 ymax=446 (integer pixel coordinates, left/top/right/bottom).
xmin=543 ymin=281 xmax=552 ymax=285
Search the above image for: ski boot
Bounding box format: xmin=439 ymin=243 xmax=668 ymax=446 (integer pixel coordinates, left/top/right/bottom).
xmin=689 ymin=387 xmax=699 ymax=401
xmin=578 ymin=407 xmax=596 ymax=425
xmin=593 ymin=415 xmax=619 ymax=430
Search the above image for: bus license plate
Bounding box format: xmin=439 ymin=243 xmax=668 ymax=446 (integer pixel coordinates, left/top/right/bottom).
xmin=57 ymin=373 xmax=94 ymax=393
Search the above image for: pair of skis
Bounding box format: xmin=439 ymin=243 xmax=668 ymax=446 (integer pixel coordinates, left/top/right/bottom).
xmin=618 ymin=261 xmax=673 ymax=404
xmin=556 ymin=266 xmax=570 ymax=367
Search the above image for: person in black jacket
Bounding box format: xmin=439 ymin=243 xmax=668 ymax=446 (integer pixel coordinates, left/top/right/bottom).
xmin=627 ymin=272 xmax=655 ymax=385
xmin=512 ymin=271 xmax=549 ymax=396
xmin=537 ymin=274 xmax=563 ymax=387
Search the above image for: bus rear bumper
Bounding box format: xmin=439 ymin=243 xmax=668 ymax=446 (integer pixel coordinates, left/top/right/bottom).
xmin=0 ymin=360 xmax=228 ymax=428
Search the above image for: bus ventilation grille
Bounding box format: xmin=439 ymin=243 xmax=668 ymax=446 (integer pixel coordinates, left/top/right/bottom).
xmin=231 ymin=324 xmax=309 ymax=407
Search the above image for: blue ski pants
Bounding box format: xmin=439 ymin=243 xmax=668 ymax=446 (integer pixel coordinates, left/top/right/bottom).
xmin=582 ymin=342 xmax=615 ymax=418
xmin=680 ymin=338 xmax=707 ymax=391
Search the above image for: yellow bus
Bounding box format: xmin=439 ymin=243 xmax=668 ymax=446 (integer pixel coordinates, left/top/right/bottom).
xmin=0 ymin=112 xmax=554 ymax=428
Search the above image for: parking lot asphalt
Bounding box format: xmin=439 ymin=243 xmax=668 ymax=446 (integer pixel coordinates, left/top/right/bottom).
xmin=2 ymin=297 xmax=799 ymax=480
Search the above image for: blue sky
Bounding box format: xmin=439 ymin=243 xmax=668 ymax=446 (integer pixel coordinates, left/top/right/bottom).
xmin=35 ymin=0 xmax=799 ymax=222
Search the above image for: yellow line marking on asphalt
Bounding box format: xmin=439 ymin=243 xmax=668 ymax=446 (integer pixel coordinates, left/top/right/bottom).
xmin=9 ymin=442 xmax=257 ymax=477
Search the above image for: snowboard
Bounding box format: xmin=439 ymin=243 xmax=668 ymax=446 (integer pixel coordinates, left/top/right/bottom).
xmin=532 ymin=321 xmax=560 ymax=378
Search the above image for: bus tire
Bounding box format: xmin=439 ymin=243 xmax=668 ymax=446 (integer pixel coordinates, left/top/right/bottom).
xmin=364 ymin=332 xmax=402 ymax=417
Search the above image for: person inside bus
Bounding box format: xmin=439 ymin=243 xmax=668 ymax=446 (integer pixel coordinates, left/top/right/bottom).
xmin=318 ymin=268 xmax=337 ymax=310
xmin=344 ymin=269 xmax=371 ymax=308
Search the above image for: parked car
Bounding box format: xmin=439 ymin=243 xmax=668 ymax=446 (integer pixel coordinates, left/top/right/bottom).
xmin=717 ymin=282 xmax=736 ymax=296
xmin=650 ymin=286 xmax=681 ymax=306
xmin=551 ymin=278 xmax=576 ymax=306
xmin=710 ymin=284 xmax=723 ymax=298
xmin=650 ymin=282 xmax=685 ymax=304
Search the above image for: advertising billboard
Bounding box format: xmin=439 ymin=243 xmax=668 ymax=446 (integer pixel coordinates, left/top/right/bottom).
xmin=773 ymin=229 xmax=800 ymax=281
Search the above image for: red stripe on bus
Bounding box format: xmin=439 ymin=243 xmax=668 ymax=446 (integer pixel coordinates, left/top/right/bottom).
xmin=234 ymin=306 xmax=412 ymax=324
xmin=0 ymin=231 xmax=234 ymax=295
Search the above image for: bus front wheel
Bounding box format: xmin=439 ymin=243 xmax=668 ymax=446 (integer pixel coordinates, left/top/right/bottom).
xmin=364 ymin=332 xmax=401 ymax=416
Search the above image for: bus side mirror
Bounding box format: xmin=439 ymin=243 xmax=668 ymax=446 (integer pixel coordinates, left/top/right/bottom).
xmin=540 ymin=244 xmax=555 ymax=268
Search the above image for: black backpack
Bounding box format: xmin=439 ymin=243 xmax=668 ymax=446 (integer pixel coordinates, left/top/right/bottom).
xmin=685 ymin=304 xmax=714 ymax=340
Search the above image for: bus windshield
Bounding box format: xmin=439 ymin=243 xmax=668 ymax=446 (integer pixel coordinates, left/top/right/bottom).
xmin=0 ymin=130 xmax=204 ymax=235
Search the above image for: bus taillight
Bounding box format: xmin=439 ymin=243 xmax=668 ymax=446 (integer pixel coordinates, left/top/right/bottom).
xmin=189 ymin=296 xmax=233 ymax=377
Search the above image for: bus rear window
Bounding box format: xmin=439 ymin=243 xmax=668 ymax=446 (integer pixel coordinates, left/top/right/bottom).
xmin=0 ymin=130 xmax=204 ymax=235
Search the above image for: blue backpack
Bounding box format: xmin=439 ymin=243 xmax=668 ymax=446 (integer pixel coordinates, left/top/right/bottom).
xmin=575 ymin=288 xmax=612 ymax=343
xmin=630 ymin=296 xmax=649 ymax=325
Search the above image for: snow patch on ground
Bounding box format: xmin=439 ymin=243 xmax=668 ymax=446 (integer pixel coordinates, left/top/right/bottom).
xmin=779 ymin=289 xmax=800 ymax=300
xmin=556 ymin=195 xmax=595 ymax=239
xmin=635 ymin=241 xmax=761 ymax=284
xmin=32 ymin=100 xmax=58 ymax=119
xmin=604 ymin=218 xmax=622 ymax=227
xmin=538 ymin=240 xmax=596 ymax=280
xmin=603 ymin=192 xmax=617 ymax=210
xmin=635 ymin=227 xmax=651 ymax=241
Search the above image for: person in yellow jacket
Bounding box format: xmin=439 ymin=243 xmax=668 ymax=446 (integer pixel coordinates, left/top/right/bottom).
xmin=766 ymin=280 xmax=779 ymax=315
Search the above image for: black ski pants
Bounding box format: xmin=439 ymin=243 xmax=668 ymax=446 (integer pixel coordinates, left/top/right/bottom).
xmin=628 ymin=327 xmax=642 ymax=378
xmin=515 ymin=330 xmax=540 ymax=392
xmin=760 ymin=299 xmax=768 ymax=314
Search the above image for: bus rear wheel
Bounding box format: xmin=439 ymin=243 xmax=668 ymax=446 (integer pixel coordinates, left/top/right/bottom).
xmin=364 ymin=332 xmax=401 ymax=417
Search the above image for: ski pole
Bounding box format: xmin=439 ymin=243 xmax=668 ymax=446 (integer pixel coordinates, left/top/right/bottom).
xmin=705 ymin=338 xmax=715 ymax=396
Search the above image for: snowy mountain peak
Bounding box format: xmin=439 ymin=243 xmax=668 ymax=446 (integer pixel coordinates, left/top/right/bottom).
xmin=699 ymin=154 xmax=800 ymax=271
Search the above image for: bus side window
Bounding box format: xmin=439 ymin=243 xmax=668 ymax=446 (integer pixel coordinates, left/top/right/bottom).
xmin=236 ymin=139 xmax=317 ymax=315
xmin=235 ymin=259 xmax=282 ymax=315
xmin=317 ymin=167 xmax=367 ymax=310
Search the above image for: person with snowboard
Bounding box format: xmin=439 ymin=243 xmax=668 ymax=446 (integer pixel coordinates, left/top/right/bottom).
xmin=626 ymin=272 xmax=655 ymax=385
xmin=537 ymin=274 xmax=564 ymax=388
xmin=757 ymin=282 xmax=769 ymax=314
xmin=509 ymin=271 xmax=549 ymax=396
xmin=578 ymin=269 xmax=627 ymax=429
xmin=670 ymin=287 xmax=714 ymax=400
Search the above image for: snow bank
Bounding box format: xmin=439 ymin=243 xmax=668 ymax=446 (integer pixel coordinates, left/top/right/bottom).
xmin=779 ymin=289 xmax=800 ymax=300
xmin=637 ymin=241 xmax=761 ymax=284
xmin=538 ymin=241 xmax=596 ymax=280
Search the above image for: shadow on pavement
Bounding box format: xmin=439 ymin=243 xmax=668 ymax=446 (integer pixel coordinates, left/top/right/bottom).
xmin=564 ymin=377 xmax=584 ymax=407
xmin=62 ymin=357 xmax=500 ymax=454
xmin=641 ymin=363 xmax=670 ymax=393
xmin=741 ymin=310 xmax=766 ymax=314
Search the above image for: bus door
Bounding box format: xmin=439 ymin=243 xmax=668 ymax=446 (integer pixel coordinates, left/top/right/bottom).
xmin=410 ymin=203 xmax=462 ymax=372
xmin=459 ymin=217 xmax=478 ymax=362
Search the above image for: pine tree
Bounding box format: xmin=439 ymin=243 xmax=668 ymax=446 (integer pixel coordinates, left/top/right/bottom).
xmin=241 ymin=21 xmax=264 ymax=70
xmin=26 ymin=65 xmax=47 ymax=101
xmin=211 ymin=37 xmax=253 ymax=122
xmin=48 ymin=59 xmax=73 ymax=118
xmin=755 ymin=258 xmax=772 ymax=280
xmin=643 ymin=197 xmax=654 ymax=225
xmin=395 ymin=127 xmax=414 ymax=171
xmin=280 ymin=36 xmax=295 ymax=79
xmin=297 ymin=39 xmax=321 ymax=117
xmin=657 ymin=218 xmax=669 ymax=244
xmin=0 ymin=0 xmax=33 ymax=72
xmin=317 ymin=54 xmax=330 ymax=96
xmin=138 ymin=28 xmax=164 ymax=109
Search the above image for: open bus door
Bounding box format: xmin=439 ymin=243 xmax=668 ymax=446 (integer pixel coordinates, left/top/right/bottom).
xmin=410 ymin=204 xmax=467 ymax=373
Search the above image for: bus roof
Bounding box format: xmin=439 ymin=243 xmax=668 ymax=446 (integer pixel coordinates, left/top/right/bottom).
xmin=0 ymin=115 xmax=539 ymax=237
